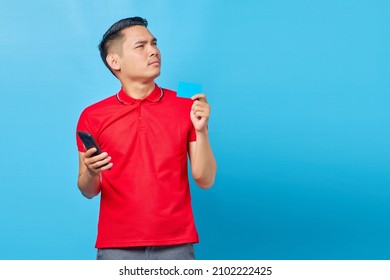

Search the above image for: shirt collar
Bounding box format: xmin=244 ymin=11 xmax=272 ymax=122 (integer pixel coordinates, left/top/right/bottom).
xmin=116 ymin=83 xmax=164 ymax=105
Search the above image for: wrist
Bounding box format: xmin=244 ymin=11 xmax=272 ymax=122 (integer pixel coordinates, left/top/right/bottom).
xmin=85 ymin=169 xmax=100 ymax=180
xmin=195 ymin=127 xmax=209 ymax=136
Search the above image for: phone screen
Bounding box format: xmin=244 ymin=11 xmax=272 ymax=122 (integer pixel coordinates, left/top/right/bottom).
xmin=77 ymin=131 xmax=102 ymax=156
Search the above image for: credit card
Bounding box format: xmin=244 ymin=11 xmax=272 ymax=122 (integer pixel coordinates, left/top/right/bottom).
xmin=177 ymin=82 xmax=203 ymax=98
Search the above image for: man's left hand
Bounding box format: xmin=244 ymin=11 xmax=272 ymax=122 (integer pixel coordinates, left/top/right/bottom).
xmin=190 ymin=93 xmax=210 ymax=132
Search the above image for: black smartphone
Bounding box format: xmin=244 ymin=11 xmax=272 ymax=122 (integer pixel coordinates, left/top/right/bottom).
xmin=77 ymin=131 xmax=102 ymax=157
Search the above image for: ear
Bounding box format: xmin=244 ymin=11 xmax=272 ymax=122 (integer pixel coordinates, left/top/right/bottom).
xmin=106 ymin=53 xmax=121 ymax=71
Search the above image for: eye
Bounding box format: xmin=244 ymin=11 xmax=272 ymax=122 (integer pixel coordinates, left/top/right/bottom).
xmin=135 ymin=44 xmax=144 ymax=49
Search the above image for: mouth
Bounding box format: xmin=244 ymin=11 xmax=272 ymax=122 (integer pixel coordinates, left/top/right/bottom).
xmin=148 ymin=59 xmax=160 ymax=66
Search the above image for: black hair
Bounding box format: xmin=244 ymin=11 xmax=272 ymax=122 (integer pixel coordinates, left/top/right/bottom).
xmin=98 ymin=16 xmax=148 ymax=76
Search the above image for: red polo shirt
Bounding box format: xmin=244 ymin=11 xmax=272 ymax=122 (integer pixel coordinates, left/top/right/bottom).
xmin=76 ymin=84 xmax=198 ymax=248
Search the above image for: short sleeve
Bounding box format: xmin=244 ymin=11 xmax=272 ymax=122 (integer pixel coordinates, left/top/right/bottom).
xmin=188 ymin=124 xmax=197 ymax=142
xmin=76 ymin=109 xmax=93 ymax=152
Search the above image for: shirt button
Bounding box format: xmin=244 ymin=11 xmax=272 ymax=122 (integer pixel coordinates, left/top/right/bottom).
xmin=139 ymin=116 xmax=143 ymax=120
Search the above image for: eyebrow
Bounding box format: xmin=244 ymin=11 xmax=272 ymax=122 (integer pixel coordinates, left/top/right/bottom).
xmin=134 ymin=37 xmax=157 ymax=46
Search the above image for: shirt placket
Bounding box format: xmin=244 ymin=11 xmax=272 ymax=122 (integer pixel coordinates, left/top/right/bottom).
xmin=137 ymin=101 xmax=146 ymax=131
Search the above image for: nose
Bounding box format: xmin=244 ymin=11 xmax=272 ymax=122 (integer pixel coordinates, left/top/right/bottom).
xmin=149 ymin=44 xmax=159 ymax=57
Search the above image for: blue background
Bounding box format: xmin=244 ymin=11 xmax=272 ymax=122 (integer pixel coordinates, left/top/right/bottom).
xmin=0 ymin=0 xmax=389 ymax=260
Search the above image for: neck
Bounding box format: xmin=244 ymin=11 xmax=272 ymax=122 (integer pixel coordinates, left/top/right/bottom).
xmin=122 ymin=81 xmax=156 ymax=100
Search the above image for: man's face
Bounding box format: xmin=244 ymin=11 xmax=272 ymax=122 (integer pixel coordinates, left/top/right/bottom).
xmin=113 ymin=25 xmax=161 ymax=82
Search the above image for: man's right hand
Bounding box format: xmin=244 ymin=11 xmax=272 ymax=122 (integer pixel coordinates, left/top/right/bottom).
xmin=77 ymin=149 xmax=113 ymax=199
xmin=82 ymin=148 xmax=113 ymax=177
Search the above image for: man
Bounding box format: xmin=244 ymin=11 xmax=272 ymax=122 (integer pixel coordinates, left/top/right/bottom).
xmin=76 ymin=17 xmax=216 ymax=260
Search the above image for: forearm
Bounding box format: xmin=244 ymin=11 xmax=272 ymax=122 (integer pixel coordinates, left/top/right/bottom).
xmin=191 ymin=130 xmax=217 ymax=189
xmin=77 ymin=150 xmax=112 ymax=199
xmin=77 ymin=171 xmax=101 ymax=199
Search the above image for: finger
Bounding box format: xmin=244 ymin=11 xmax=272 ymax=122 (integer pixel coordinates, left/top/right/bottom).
xmin=192 ymin=106 xmax=210 ymax=118
xmin=192 ymin=104 xmax=210 ymax=114
xmin=193 ymin=111 xmax=210 ymax=119
xmin=193 ymin=99 xmax=210 ymax=108
xmin=93 ymin=155 xmax=111 ymax=167
xmin=100 ymin=162 xmax=114 ymax=171
xmin=88 ymin=152 xmax=109 ymax=163
xmin=84 ymin=147 xmax=98 ymax=158
xmin=83 ymin=152 xmax=109 ymax=167
xmin=93 ymin=157 xmax=112 ymax=170
xmin=191 ymin=93 xmax=207 ymax=102
xmin=86 ymin=156 xmax=112 ymax=173
xmin=192 ymin=100 xmax=210 ymax=109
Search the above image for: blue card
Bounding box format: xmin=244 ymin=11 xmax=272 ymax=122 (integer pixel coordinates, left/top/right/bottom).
xmin=177 ymin=82 xmax=203 ymax=98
